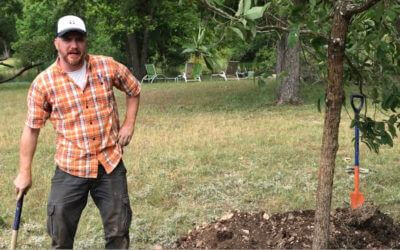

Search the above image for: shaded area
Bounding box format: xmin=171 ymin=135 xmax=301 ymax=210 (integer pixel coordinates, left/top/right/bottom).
xmin=175 ymin=205 xmax=400 ymax=249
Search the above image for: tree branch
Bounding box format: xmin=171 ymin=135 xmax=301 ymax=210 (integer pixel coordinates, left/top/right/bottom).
xmin=344 ymin=53 xmax=364 ymax=94
xmin=0 ymin=62 xmax=14 ymax=68
xmin=0 ymin=62 xmax=42 ymax=84
xmin=257 ymin=24 xmax=327 ymax=38
xmin=199 ymin=0 xmax=241 ymax=22
xmin=345 ymin=0 xmax=382 ymax=17
xmin=265 ymin=13 xmax=287 ymax=27
xmin=0 ymin=54 xmax=10 ymax=61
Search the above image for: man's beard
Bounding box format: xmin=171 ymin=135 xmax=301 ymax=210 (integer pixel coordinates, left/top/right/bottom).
xmin=62 ymin=50 xmax=85 ymax=67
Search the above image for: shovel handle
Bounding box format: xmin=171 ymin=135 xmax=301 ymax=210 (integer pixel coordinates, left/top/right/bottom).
xmin=351 ymin=94 xmax=364 ymax=115
xmin=10 ymin=194 xmax=24 ymax=250
xmin=351 ymin=94 xmax=364 ymax=166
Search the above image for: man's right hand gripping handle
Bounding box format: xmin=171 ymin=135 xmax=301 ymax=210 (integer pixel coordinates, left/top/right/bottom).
xmin=14 ymin=172 xmax=31 ymax=200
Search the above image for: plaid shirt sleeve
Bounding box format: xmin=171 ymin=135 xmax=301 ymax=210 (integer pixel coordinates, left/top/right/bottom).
xmin=25 ymin=79 xmax=51 ymax=129
xmin=111 ymin=58 xmax=141 ymax=96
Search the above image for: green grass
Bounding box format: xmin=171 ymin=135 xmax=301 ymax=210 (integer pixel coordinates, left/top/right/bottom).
xmin=1 ymin=79 xmax=400 ymax=248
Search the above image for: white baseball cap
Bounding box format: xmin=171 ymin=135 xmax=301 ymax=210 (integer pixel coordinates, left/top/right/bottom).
xmin=57 ymin=15 xmax=86 ymax=37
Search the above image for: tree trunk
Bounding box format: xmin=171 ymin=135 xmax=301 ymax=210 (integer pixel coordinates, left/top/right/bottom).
xmin=139 ymin=29 xmax=150 ymax=76
xmin=276 ymin=33 xmax=301 ymax=105
xmin=0 ymin=38 xmax=10 ymax=59
xmin=127 ymin=33 xmax=143 ymax=79
xmin=275 ymin=34 xmax=287 ymax=74
xmin=125 ymin=1 xmax=155 ymax=81
xmin=312 ymin=4 xmax=349 ymax=249
xmin=139 ymin=3 xmax=154 ymax=76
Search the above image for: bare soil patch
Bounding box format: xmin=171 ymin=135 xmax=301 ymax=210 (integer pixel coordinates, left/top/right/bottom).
xmin=175 ymin=205 xmax=400 ymax=249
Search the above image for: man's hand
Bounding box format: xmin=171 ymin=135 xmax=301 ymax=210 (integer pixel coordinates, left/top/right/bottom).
xmin=118 ymin=123 xmax=134 ymax=147
xmin=14 ymin=172 xmax=32 ymax=200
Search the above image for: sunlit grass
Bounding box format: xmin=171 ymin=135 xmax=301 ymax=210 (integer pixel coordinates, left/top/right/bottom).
xmin=0 ymin=79 xmax=399 ymax=248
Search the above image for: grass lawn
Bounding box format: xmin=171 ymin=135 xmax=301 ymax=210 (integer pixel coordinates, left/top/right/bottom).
xmin=0 ymin=79 xmax=399 ymax=248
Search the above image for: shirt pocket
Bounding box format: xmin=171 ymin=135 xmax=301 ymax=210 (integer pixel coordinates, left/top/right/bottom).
xmin=93 ymin=74 xmax=115 ymax=110
xmin=55 ymin=95 xmax=80 ymax=125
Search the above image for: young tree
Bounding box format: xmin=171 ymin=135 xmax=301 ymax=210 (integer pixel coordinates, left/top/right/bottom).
xmin=313 ymin=0 xmax=395 ymax=248
xmin=200 ymin=0 xmax=400 ymax=248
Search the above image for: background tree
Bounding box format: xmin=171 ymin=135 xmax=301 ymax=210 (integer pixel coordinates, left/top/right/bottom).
xmin=86 ymin=0 xmax=200 ymax=79
xmin=8 ymin=0 xmax=201 ymax=81
xmin=0 ymin=0 xmax=22 ymax=60
xmin=199 ymin=0 xmax=311 ymax=104
xmin=12 ymin=0 xmax=86 ymax=67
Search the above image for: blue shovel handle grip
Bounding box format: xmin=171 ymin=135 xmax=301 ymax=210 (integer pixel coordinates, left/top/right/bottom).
xmin=351 ymin=94 xmax=364 ymax=114
xmin=351 ymin=94 xmax=364 ymax=166
xmin=12 ymin=195 xmax=24 ymax=230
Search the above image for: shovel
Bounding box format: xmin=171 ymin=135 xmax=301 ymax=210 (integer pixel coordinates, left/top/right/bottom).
xmin=10 ymin=193 xmax=24 ymax=250
xmin=350 ymin=94 xmax=365 ymax=209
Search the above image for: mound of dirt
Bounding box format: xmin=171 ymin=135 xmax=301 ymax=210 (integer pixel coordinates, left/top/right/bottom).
xmin=175 ymin=205 xmax=400 ymax=249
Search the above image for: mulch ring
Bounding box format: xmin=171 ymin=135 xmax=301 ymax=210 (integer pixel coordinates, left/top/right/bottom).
xmin=174 ymin=205 xmax=400 ymax=249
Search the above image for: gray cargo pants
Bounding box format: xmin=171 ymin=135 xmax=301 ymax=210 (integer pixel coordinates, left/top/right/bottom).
xmin=47 ymin=161 xmax=132 ymax=249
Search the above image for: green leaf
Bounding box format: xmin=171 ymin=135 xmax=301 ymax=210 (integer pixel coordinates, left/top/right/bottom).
xmin=310 ymin=0 xmax=317 ymax=11
xmin=375 ymin=121 xmax=385 ymax=131
xmin=311 ymin=37 xmax=327 ymax=49
xmin=229 ymin=26 xmax=245 ymax=40
xmin=317 ymin=98 xmax=321 ymax=113
xmin=388 ymin=123 xmax=397 ymax=137
xmin=250 ymin=24 xmax=257 ymax=38
xmin=236 ymin=0 xmax=244 ymax=17
xmin=381 ymin=132 xmax=393 ymax=147
xmin=197 ymin=26 xmax=205 ymax=44
xmin=244 ymin=4 xmax=268 ymax=20
xmin=240 ymin=18 xmax=247 ymax=27
xmin=243 ymin=0 xmax=251 ymax=13
xmin=371 ymin=88 xmax=379 ymax=103
xmin=373 ymin=2 xmax=384 ymax=21
xmin=182 ymin=48 xmax=196 ymax=54
xmin=288 ymin=30 xmax=299 ymax=48
xmin=388 ymin=115 xmax=397 ymax=125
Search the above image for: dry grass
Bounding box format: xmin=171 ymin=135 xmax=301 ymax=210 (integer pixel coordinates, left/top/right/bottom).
xmin=0 ymin=80 xmax=399 ymax=248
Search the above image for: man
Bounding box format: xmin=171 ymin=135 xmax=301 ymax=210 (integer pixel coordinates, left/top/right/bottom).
xmin=13 ymin=15 xmax=140 ymax=249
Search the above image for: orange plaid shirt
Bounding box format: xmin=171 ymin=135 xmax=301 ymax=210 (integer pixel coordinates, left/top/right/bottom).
xmin=25 ymin=54 xmax=141 ymax=178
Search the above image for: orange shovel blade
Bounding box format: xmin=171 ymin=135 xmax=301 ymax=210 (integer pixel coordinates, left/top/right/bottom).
xmin=350 ymin=166 xmax=365 ymax=209
xmin=350 ymin=192 xmax=365 ymax=209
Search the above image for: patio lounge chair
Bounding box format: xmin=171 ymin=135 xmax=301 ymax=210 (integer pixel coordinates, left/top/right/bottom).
xmin=182 ymin=63 xmax=202 ymax=82
xmin=211 ymin=61 xmax=240 ymax=81
xmin=141 ymin=64 xmax=166 ymax=83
